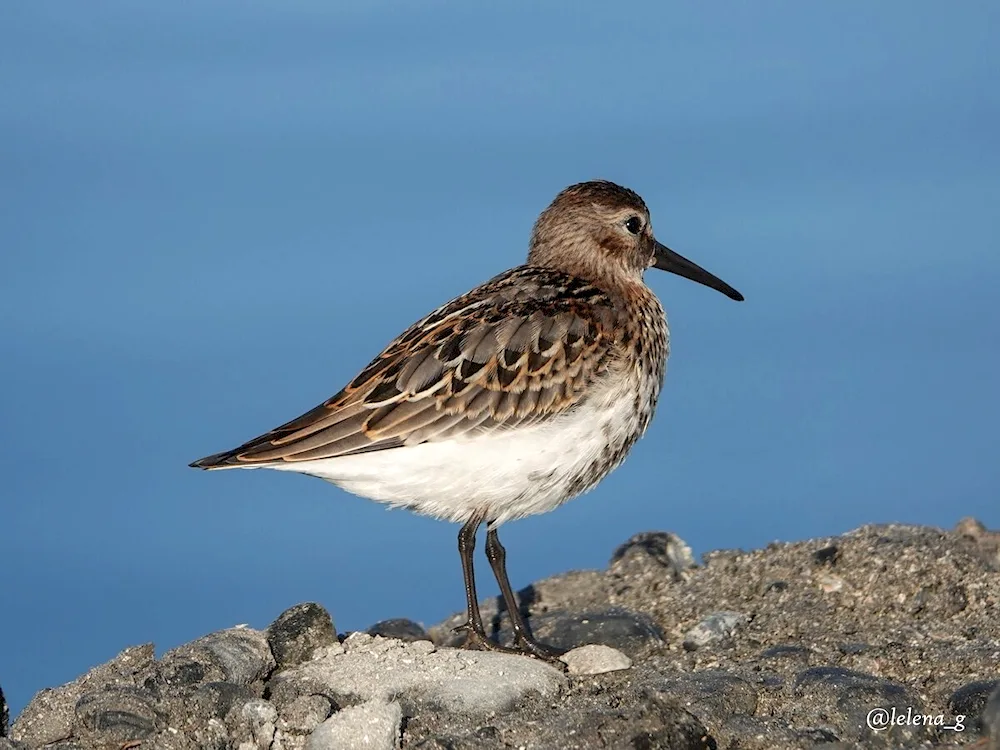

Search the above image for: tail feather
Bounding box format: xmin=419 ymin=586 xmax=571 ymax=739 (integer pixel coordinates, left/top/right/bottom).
xmin=189 ymin=450 xmax=244 ymax=469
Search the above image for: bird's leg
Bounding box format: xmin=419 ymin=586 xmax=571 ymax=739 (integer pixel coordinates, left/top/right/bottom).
xmin=485 ymin=527 xmax=567 ymax=661
xmin=453 ymin=517 xmax=497 ymax=651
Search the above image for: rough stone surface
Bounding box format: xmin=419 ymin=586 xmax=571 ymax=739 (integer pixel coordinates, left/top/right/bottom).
xmin=682 ymin=611 xmax=748 ymax=650
xmin=949 ymin=678 xmax=1000 ymax=733
xmin=306 ymin=700 xmax=402 ymax=750
xmin=9 ymin=520 xmax=1000 ymax=749
xmin=156 ymin=627 xmax=275 ymax=689
xmin=982 ymin=682 xmax=1000 ymax=747
xmin=367 ymin=618 xmax=430 ymax=642
xmin=1 ymin=684 xmax=7 ymax=737
xmin=268 ymin=634 xmax=565 ymax=718
xmin=267 ymin=603 xmax=338 ymax=671
xmin=560 ymin=644 xmax=632 ymax=675
xmin=12 ymin=644 xmax=156 ymax=747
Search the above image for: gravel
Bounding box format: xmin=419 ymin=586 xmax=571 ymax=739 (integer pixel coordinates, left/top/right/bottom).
xmin=7 ymin=518 xmax=1000 ymax=749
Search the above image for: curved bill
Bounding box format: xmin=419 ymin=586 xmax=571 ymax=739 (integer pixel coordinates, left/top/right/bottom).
xmin=653 ymin=241 xmax=744 ymax=301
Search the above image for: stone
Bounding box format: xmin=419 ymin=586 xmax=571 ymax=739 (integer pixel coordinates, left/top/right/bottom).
xmin=640 ymin=668 xmax=759 ymax=722
xmin=277 ymin=694 xmax=333 ymax=734
xmin=609 ymin=531 xmax=696 ymax=580
xmin=74 ymin=686 xmax=164 ymax=745
xmin=306 ymin=700 xmax=402 ymax=750
xmin=227 ymin=698 xmax=277 ymax=749
xmin=560 ymin=644 xmax=632 ymax=675
xmin=156 ymin=627 xmax=275 ymax=688
xmin=268 ymin=637 xmax=565 ymax=718
xmin=948 ymin=678 xmax=1000 ymax=732
xmin=509 ymin=607 xmax=665 ymax=658
xmin=267 ymin=603 xmax=338 ymax=671
xmin=367 ymin=618 xmax=429 ymax=642
xmin=12 ymin=644 xmax=156 ymax=747
xmin=792 ymin=666 xmax=931 ymax=746
xmin=188 ymin=681 xmax=256 ymax=721
xmin=11 ymin=522 xmax=1000 ymax=750
xmin=812 ymin=544 xmax=840 ymax=566
xmin=0 ymin=684 xmax=7 ymax=737
xmin=683 ymin=611 xmax=748 ymax=650
xmin=981 ymin=682 xmax=1000 ymax=746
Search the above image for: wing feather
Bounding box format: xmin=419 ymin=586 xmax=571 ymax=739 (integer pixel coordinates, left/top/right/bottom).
xmin=189 ymin=267 xmax=620 ymax=469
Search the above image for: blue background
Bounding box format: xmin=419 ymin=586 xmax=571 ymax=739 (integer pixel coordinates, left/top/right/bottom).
xmin=2 ymin=1 xmax=997 ymax=719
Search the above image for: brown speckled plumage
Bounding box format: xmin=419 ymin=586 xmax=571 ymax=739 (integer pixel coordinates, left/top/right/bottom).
xmin=190 ymin=179 xmax=742 ymax=660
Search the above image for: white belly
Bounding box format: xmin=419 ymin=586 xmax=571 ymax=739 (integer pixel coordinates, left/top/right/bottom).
xmin=255 ymin=375 xmax=650 ymax=525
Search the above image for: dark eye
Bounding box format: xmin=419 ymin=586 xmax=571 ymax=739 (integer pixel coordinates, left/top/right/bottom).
xmin=624 ymin=216 xmax=643 ymax=234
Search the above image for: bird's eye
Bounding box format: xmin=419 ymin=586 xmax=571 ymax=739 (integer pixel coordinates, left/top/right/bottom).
xmin=624 ymin=216 xmax=643 ymax=234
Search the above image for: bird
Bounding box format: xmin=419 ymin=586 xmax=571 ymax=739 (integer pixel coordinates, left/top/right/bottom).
xmin=190 ymin=180 xmax=743 ymax=660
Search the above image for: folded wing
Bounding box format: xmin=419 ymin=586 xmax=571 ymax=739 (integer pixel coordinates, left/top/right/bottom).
xmin=190 ymin=268 xmax=619 ymax=468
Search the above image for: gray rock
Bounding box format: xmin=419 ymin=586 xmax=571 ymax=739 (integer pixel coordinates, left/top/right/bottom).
xmin=948 ymin=678 xmax=1000 ymax=732
xmin=227 ymin=698 xmax=278 ymax=749
xmin=12 ymin=522 xmax=1000 ymax=750
xmin=268 ymin=634 xmax=564 ymax=718
xmin=407 ymin=682 xmax=711 ymax=750
xmin=156 ymin=627 xmax=275 ymax=689
xmin=683 ymin=611 xmax=748 ymax=650
xmin=12 ymin=644 xmax=155 ymax=747
xmin=560 ymin=644 xmax=632 ymax=675
xmin=367 ymin=618 xmax=430 ymax=642
xmin=74 ymin=686 xmax=165 ymax=745
xmin=982 ymin=682 xmax=1000 ymax=747
xmin=792 ymin=666 xmax=930 ymax=746
xmin=507 ymin=607 xmax=665 ymax=659
xmin=267 ymin=603 xmax=338 ymax=671
xmin=306 ymin=700 xmax=402 ymax=750
xmin=277 ymin=694 xmax=333 ymax=734
xmin=188 ymin=681 xmax=256 ymax=721
xmin=640 ymin=668 xmax=759 ymax=722
xmin=812 ymin=544 xmax=840 ymax=566
xmin=0 ymin=684 xmax=7 ymax=737
xmin=609 ymin=531 xmax=696 ymax=581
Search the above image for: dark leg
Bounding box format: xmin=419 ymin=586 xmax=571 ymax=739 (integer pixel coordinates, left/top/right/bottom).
xmin=453 ymin=517 xmax=512 ymax=653
xmin=485 ymin=527 xmax=567 ymax=661
xmin=455 ymin=518 xmax=485 ymax=640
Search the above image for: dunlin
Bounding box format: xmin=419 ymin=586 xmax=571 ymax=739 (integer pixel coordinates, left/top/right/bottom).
xmin=191 ymin=180 xmax=743 ymax=659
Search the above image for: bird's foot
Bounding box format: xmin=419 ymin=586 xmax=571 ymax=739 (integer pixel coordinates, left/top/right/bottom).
xmin=513 ymin=635 xmax=568 ymax=663
xmin=453 ymin=622 xmax=565 ymax=664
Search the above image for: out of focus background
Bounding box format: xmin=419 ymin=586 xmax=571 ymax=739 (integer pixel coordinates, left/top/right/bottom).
xmin=2 ymin=1 xmax=997 ymax=718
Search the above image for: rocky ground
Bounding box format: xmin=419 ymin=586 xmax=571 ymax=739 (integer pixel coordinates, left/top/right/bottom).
xmin=3 ymin=519 xmax=999 ymax=750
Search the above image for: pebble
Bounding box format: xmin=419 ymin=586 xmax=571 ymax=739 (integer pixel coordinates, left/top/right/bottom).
xmin=948 ymin=678 xmax=1000 ymax=731
xmin=367 ymin=618 xmax=430 ymax=642
xmin=981 ymin=682 xmax=1000 ymax=746
xmin=682 ymin=611 xmax=748 ymax=650
xmin=267 ymin=602 xmax=338 ymax=671
xmin=609 ymin=531 xmax=696 ymax=581
xmin=560 ymin=644 xmax=632 ymax=675
xmin=7 ymin=521 xmax=999 ymax=750
xmin=306 ymin=700 xmax=402 ymax=750
xmin=157 ymin=627 xmax=275 ymax=688
xmin=268 ymin=637 xmax=565 ymax=718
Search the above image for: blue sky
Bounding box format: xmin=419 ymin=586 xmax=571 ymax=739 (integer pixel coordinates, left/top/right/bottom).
xmin=2 ymin=1 xmax=998 ymax=718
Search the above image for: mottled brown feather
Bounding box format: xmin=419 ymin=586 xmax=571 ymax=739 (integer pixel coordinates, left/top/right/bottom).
xmin=191 ymin=267 xmax=622 ymax=468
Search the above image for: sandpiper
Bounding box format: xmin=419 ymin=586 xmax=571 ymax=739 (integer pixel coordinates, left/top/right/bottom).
xmin=191 ymin=180 xmax=743 ymax=659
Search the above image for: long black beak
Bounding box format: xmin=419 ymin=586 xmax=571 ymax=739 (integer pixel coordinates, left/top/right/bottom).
xmin=653 ymin=241 xmax=744 ymax=301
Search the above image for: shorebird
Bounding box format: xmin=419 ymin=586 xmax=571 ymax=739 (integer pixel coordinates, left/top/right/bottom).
xmin=190 ymin=180 xmax=743 ymax=659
